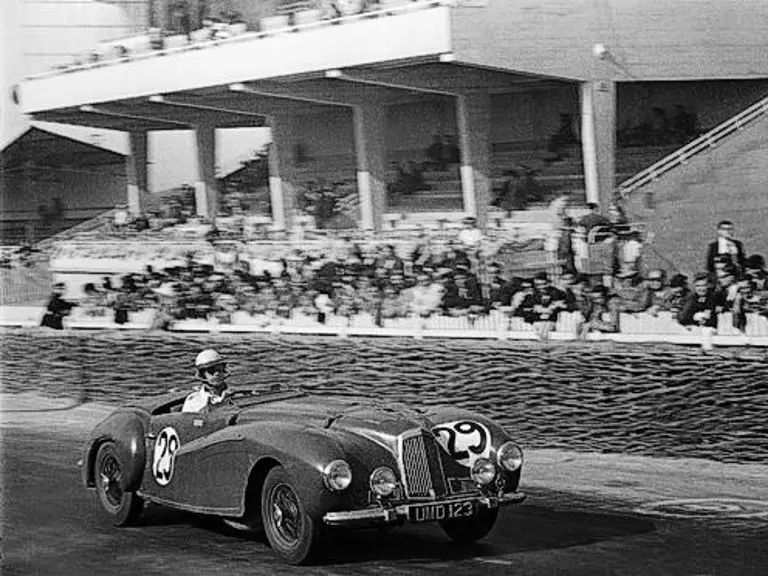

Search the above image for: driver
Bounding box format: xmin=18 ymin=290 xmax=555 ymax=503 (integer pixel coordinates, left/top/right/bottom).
xmin=182 ymin=349 xmax=231 ymax=413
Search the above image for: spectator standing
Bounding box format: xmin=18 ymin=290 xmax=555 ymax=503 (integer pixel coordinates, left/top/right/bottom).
xmin=111 ymin=283 xmax=133 ymax=325
xmin=614 ymin=230 xmax=644 ymax=277
xmin=442 ymin=134 xmax=460 ymax=166
xmin=556 ymin=217 xmax=577 ymax=275
xmin=113 ymin=203 xmax=130 ymax=234
xmin=578 ymin=203 xmax=612 ymax=236
xmin=548 ymin=193 xmax=570 ymax=230
xmin=706 ymin=220 xmax=746 ymax=277
xmin=493 ymin=169 xmax=524 ymax=212
xmin=457 ymin=216 xmax=484 ymax=250
xmin=425 ymin=135 xmax=445 ymax=171
xmin=40 ymin=282 xmax=77 ymax=329
xmin=607 ymin=203 xmax=630 ymax=236
xmin=546 ymin=113 xmax=577 ymax=161
xmin=578 ymin=284 xmax=620 ymax=337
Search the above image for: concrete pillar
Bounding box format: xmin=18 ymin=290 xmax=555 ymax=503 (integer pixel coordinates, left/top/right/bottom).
xmin=126 ymin=131 xmax=148 ymax=216
xmin=194 ymin=123 xmax=218 ymax=223
xmin=580 ymin=80 xmax=616 ymax=209
xmin=353 ymin=103 xmax=387 ymax=232
xmin=456 ymin=92 xmax=492 ymax=228
xmin=269 ymin=114 xmax=298 ymax=231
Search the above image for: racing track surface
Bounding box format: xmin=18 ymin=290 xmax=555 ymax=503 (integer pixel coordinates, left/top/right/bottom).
xmin=3 ymin=420 xmax=768 ymax=575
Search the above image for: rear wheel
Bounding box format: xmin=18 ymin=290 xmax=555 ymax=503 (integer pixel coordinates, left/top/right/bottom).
xmin=95 ymin=442 xmax=144 ymax=526
xmin=440 ymin=507 xmax=498 ymax=544
xmin=261 ymin=466 xmax=322 ymax=565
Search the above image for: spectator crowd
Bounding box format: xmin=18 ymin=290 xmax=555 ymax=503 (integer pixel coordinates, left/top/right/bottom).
xmin=43 ymin=214 xmax=768 ymax=339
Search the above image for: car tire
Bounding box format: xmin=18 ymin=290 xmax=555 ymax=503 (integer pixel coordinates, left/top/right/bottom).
xmin=439 ymin=507 xmax=498 ymax=544
xmin=261 ymin=466 xmax=322 ymax=565
xmin=95 ymin=442 xmax=144 ymax=526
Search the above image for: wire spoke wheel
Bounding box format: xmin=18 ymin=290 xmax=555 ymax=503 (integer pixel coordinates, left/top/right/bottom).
xmin=94 ymin=442 xmax=143 ymax=526
xmin=270 ymin=483 xmax=303 ymax=545
xmin=261 ymin=466 xmax=323 ymax=565
xmin=99 ymin=453 xmax=125 ymax=510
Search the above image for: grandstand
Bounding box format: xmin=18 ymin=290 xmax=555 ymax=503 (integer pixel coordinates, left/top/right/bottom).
xmin=4 ymin=0 xmax=768 ymax=345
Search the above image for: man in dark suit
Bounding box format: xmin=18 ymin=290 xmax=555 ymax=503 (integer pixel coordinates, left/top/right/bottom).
xmin=677 ymin=273 xmax=718 ymax=328
xmin=40 ymin=282 xmax=77 ymax=329
xmin=706 ymin=220 xmax=746 ymax=277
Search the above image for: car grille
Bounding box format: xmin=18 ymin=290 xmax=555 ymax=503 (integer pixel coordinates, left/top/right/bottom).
xmin=399 ymin=429 xmax=447 ymax=499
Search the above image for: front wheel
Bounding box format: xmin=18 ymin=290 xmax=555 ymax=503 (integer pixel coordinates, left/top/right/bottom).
xmin=95 ymin=442 xmax=144 ymax=526
xmin=440 ymin=507 xmax=498 ymax=544
xmin=261 ymin=466 xmax=322 ymax=565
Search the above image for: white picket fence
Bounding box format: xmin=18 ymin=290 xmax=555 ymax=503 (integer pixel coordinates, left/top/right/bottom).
xmin=3 ymin=307 xmax=767 ymax=347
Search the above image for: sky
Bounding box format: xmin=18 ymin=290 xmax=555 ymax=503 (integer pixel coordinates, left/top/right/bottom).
xmin=1 ymin=0 xmax=270 ymax=191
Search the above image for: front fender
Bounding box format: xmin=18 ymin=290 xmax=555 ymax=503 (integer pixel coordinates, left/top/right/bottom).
xmin=428 ymin=407 xmax=517 ymax=445
xmin=234 ymin=423 xmax=360 ymax=519
xmin=82 ymin=408 xmax=149 ymax=492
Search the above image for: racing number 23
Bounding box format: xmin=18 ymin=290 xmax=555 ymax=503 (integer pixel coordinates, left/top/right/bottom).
xmin=152 ymin=427 xmax=180 ymax=486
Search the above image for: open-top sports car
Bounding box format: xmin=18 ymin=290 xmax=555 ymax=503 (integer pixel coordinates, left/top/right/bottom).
xmin=82 ymin=385 xmax=525 ymax=564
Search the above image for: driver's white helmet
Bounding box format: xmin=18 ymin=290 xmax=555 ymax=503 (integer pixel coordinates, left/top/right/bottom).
xmin=194 ymin=348 xmax=231 ymax=384
xmin=195 ymin=348 xmax=224 ymax=369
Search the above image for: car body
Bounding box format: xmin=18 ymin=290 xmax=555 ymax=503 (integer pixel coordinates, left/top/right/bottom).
xmin=82 ymin=386 xmax=525 ymax=564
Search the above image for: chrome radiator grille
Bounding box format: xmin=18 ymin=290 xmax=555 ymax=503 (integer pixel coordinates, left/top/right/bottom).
xmin=399 ymin=429 xmax=447 ymax=499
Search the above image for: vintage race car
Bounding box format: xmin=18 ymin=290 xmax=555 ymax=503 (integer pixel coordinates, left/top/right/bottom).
xmin=82 ymin=386 xmax=525 ymax=564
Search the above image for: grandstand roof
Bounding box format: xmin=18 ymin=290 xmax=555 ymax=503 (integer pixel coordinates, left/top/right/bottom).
xmin=0 ymin=127 xmax=126 ymax=171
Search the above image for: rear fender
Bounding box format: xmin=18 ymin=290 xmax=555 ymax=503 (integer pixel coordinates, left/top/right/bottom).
xmin=82 ymin=408 xmax=149 ymax=492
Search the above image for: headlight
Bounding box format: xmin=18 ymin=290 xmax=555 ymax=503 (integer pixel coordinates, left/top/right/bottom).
xmin=471 ymin=458 xmax=496 ymax=485
xmin=497 ymin=442 xmax=524 ymax=472
xmin=322 ymin=460 xmax=352 ymax=492
xmin=369 ymin=466 xmax=397 ymax=497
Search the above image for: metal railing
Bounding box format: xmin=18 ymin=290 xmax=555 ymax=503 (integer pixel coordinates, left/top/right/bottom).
xmin=35 ymin=209 xmax=117 ymax=252
xmin=618 ymin=94 xmax=768 ymax=200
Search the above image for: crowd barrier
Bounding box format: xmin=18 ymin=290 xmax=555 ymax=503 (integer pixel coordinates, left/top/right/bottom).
xmin=3 ymin=306 xmax=767 ymax=347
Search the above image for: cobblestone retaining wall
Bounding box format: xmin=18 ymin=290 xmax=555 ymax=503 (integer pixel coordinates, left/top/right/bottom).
xmin=2 ymin=330 xmax=766 ymax=463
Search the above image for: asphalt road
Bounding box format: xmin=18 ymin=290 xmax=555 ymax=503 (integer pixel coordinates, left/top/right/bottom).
xmin=3 ymin=423 xmax=767 ymax=576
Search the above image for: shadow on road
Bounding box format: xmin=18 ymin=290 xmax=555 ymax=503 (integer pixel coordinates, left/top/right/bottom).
xmin=135 ymin=492 xmax=656 ymax=566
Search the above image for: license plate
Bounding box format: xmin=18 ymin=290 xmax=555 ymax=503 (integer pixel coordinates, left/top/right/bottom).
xmin=408 ymin=500 xmax=475 ymax=523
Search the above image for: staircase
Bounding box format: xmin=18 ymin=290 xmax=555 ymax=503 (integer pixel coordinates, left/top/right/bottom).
xmin=35 ymin=209 xmax=117 ymax=252
xmin=621 ymin=94 xmax=768 ymax=276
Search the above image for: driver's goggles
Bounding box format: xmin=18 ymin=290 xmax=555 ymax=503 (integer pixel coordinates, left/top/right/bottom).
xmin=201 ymin=363 xmax=227 ymax=376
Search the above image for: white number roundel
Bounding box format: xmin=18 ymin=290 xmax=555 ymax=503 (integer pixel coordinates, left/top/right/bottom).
xmin=152 ymin=427 xmax=180 ymax=486
xmin=433 ymin=420 xmax=492 ymax=468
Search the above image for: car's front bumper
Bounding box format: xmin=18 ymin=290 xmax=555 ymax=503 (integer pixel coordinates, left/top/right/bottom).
xmin=323 ymin=492 xmax=526 ymax=527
